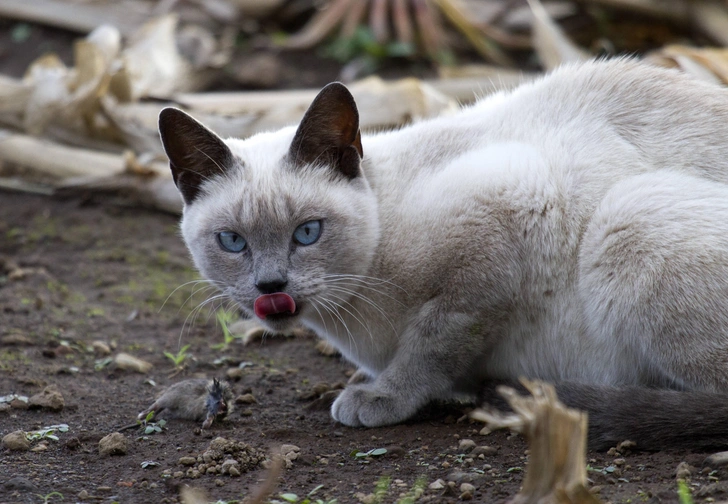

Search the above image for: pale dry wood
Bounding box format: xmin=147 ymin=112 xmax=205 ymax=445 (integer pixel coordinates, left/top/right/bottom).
xmin=691 ymin=1 xmax=728 ymax=47
xmin=575 ymin=0 xmax=691 ymax=22
xmin=434 ymin=0 xmax=512 ymax=65
xmin=0 ymin=0 xmax=154 ymax=36
xmin=0 ymin=130 xmax=126 ymax=179
xmin=229 ymin=0 xmax=286 ymax=17
xmin=0 ymin=129 xmax=182 ymax=213
xmin=435 ymin=66 xmax=538 ymax=102
xmin=527 ymin=0 xmax=589 ymax=71
xmin=175 ymin=76 xmax=458 ymax=131
xmin=58 ymin=172 xmax=183 ymax=215
xmin=576 ymin=0 xmax=728 ymax=47
xmin=0 ymin=178 xmax=54 ymax=196
xmin=113 ymin=352 xmax=153 ymax=373
xmin=646 ymin=45 xmax=728 ymax=85
xmin=471 ymin=380 xmax=602 ymax=504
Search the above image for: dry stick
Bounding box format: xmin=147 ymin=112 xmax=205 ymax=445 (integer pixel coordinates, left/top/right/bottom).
xmin=392 ymin=0 xmax=414 ymax=45
xmin=341 ymin=0 xmax=369 ymax=38
xmin=0 ymin=0 xmax=153 ymax=35
xmin=174 ymin=76 xmax=458 ymax=131
xmin=574 ymin=0 xmax=691 ymax=21
xmin=691 ymin=1 xmax=728 ymax=47
xmin=370 ymin=0 xmax=390 ymax=43
xmin=284 ymin=0 xmax=355 ymax=49
xmin=0 ymin=130 xmax=126 ymax=179
xmin=471 ymin=379 xmax=602 ymax=504
xmin=245 ymin=454 xmax=284 ymax=504
xmin=575 ymin=0 xmax=728 ymax=48
xmin=527 ymin=0 xmax=589 ymax=71
xmin=434 ymin=0 xmax=513 ymax=66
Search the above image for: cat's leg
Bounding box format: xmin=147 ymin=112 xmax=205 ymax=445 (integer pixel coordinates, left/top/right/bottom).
xmin=578 ymin=171 xmax=728 ymax=391
xmin=347 ymin=369 xmax=372 ymax=384
xmin=331 ymin=300 xmax=487 ymax=427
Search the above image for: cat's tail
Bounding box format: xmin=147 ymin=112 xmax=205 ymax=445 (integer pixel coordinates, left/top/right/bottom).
xmin=480 ymin=381 xmax=728 ymax=451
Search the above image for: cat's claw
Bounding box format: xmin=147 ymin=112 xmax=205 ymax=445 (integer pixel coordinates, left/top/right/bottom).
xmin=331 ymin=384 xmax=415 ymax=427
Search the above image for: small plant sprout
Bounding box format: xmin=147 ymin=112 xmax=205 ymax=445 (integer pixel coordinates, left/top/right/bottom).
xmin=138 ymin=411 xmax=167 ymax=435
xmin=212 ymin=309 xmax=243 ymax=350
xmin=0 ymin=393 xmax=28 ymax=405
xmin=163 ymin=344 xmax=191 ymax=369
xmin=143 ymin=418 xmax=167 ymax=435
xmin=94 ymin=356 xmax=113 ymax=370
xmin=141 ymin=460 xmax=160 ymax=469
xmin=26 ymin=424 xmax=69 ymax=442
xmin=396 ymin=476 xmax=427 ymax=504
xmin=678 ymin=480 xmax=694 ymax=504
xmin=373 ymin=476 xmax=391 ymax=503
xmin=36 ymin=492 xmax=63 ymax=504
xmin=276 ymin=484 xmax=337 ymax=504
xmin=351 ymin=448 xmax=387 ymax=458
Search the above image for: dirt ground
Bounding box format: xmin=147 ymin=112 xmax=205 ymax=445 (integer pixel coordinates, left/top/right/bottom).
xmin=2 ymin=184 xmax=727 ymax=504
xmin=1 ymin=15 xmax=728 ymax=504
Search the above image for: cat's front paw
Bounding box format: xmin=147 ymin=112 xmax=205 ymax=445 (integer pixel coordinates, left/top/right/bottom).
xmin=331 ymin=384 xmax=415 ymax=427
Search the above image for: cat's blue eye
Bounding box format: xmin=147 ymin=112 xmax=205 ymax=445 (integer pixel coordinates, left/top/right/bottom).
xmin=293 ymin=220 xmax=322 ymax=246
xmin=217 ymin=231 xmax=246 ymax=252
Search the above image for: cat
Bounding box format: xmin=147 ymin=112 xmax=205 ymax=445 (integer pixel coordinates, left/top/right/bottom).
xmin=159 ymin=58 xmax=728 ymax=450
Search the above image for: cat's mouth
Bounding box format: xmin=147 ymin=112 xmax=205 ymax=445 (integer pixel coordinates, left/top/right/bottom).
xmin=253 ymin=293 xmax=297 ymax=320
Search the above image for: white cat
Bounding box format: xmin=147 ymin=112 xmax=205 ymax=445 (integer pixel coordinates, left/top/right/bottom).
xmin=159 ymin=59 xmax=728 ymax=449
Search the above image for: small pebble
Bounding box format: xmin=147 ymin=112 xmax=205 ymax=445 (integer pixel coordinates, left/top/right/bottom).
xmin=28 ymin=385 xmax=64 ymax=411
xmin=2 ymin=430 xmax=30 ymax=451
xmin=705 ymin=451 xmax=728 ymax=468
xmin=429 ymin=479 xmax=445 ymax=490
xmin=675 ymin=461 xmax=692 ymax=481
xmin=179 ymin=456 xmax=197 ymax=466
xmin=30 ymin=441 xmax=49 ymax=452
xmin=458 ymin=439 xmax=476 ymax=452
xmin=91 ymin=341 xmax=111 ymax=355
xmin=460 ymin=482 xmax=475 ymax=500
xmin=471 ymin=445 xmax=498 ymax=457
xmin=226 ymin=368 xmax=244 ymax=380
xmin=99 ymin=432 xmax=128 ymax=456
xmin=235 ymin=393 xmax=256 ymax=404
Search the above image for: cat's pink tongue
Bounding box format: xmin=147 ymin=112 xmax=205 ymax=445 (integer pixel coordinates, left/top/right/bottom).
xmin=254 ymin=293 xmax=296 ymax=319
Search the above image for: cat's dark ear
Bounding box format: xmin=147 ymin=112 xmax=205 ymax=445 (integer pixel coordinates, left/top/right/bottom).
xmin=288 ymin=82 xmax=363 ymax=179
xmin=158 ymin=108 xmax=235 ymax=205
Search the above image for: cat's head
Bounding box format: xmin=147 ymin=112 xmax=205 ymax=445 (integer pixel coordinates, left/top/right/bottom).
xmin=159 ymin=83 xmax=380 ymax=333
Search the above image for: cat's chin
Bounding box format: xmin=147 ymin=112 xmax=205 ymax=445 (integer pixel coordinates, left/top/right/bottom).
xmin=256 ymin=309 xmax=301 ymax=333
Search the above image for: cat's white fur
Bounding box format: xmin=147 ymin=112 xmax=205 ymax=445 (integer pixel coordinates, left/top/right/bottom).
xmin=170 ymin=59 xmax=728 ymax=427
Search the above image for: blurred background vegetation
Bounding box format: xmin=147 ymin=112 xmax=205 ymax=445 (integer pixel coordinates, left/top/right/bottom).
xmin=0 ymin=0 xmax=726 ymax=211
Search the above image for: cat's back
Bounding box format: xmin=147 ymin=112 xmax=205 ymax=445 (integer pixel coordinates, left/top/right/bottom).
xmin=366 ymin=58 xmax=728 ymax=203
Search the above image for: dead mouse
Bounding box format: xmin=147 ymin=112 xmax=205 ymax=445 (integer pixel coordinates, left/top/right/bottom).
xmin=137 ymin=378 xmax=233 ymax=429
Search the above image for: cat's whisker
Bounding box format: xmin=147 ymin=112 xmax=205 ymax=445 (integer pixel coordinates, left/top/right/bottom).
xmin=322 ymin=273 xmax=408 ymax=294
xmin=325 ymin=290 xmax=377 ymax=346
xmin=315 ymin=297 xmax=358 ymax=356
xmin=327 ymin=285 xmax=398 ymax=338
xmin=180 ymin=292 xmax=229 ymax=343
xmin=321 ymin=274 xmax=409 ymax=306
xmin=176 ymin=283 xmax=220 ymax=316
xmin=307 ymin=296 xmax=330 ymax=337
xmin=325 ymin=279 xmax=405 ymax=308
xmin=160 ymin=278 xmax=220 ymax=313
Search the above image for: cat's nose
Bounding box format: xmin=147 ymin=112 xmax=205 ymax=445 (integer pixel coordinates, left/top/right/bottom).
xmin=255 ymin=278 xmax=288 ymax=294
